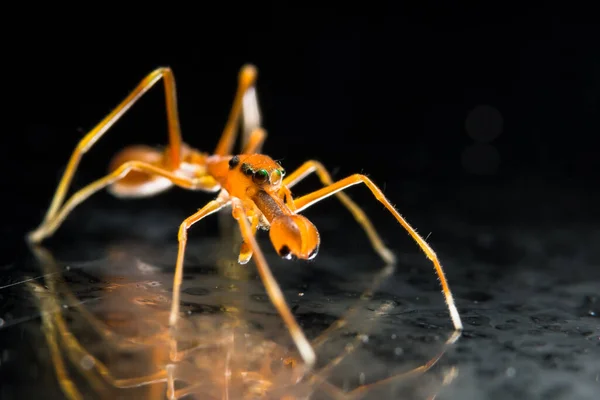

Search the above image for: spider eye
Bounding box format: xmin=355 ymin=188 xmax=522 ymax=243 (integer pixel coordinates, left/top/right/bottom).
xmin=270 ymin=169 xmax=283 ymax=185
xmin=241 ymin=163 xmax=254 ymax=175
xmin=253 ymin=169 xmax=269 ymax=184
xmin=279 ymin=168 xmax=286 ymax=176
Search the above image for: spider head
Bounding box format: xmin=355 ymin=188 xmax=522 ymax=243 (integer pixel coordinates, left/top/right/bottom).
xmin=227 ymin=154 xmax=285 ymax=196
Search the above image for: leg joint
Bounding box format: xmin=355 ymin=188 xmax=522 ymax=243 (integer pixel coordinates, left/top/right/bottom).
xmin=154 ymin=66 xmax=173 ymax=77
xmin=352 ymin=173 xmax=368 ymax=181
xmin=306 ymin=159 xmax=325 ymax=169
xmin=178 ymin=220 xmax=191 ymax=241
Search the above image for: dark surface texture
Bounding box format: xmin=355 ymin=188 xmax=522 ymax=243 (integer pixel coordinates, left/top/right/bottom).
xmin=0 ymin=183 xmax=598 ymax=399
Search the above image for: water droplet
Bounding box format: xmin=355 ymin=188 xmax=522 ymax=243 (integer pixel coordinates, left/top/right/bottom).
xmin=505 ymin=367 xmax=516 ymax=378
xmin=251 ymin=294 xmax=269 ymax=303
xmin=80 ymin=355 xmax=95 ymax=370
xmin=580 ymin=295 xmax=599 ymax=318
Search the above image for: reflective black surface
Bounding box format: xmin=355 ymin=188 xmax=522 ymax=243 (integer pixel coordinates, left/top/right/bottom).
xmin=1 ymin=183 xmax=598 ymax=399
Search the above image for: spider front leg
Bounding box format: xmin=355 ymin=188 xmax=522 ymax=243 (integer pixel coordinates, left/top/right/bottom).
xmin=293 ymin=174 xmax=463 ymax=331
xmin=282 ymin=161 xmax=395 ymax=264
xmin=230 ymin=124 xmax=268 ymax=265
xmin=169 ymin=199 xmax=227 ymax=331
xmin=237 ymin=213 xmax=260 ymax=264
xmin=231 ymin=198 xmax=316 ymax=369
xmin=318 ymin=331 xmax=461 ymax=400
xmin=215 ymin=66 xmax=261 ymax=272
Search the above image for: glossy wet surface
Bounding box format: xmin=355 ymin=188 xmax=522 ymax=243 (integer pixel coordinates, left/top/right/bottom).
xmin=1 ymin=184 xmax=599 ymax=399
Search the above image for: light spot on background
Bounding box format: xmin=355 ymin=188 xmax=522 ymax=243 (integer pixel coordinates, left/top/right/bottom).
xmin=465 ymin=105 xmax=503 ymax=142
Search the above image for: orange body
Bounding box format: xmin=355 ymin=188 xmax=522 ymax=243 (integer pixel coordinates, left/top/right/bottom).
xmin=109 ymin=145 xmax=321 ymax=261
xmin=207 ymin=153 xmax=320 ymax=260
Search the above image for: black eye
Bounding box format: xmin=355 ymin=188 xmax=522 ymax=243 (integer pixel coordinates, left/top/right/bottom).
xmin=253 ymin=169 xmax=269 ymax=184
xmin=241 ymin=163 xmax=254 ymax=175
xmin=229 ymin=155 xmax=240 ymax=169
xmin=279 ymin=168 xmax=286 ymax=176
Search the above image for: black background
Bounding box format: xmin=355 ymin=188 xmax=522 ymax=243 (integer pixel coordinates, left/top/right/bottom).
xmin=3 ymin=6 xmax=599 ymax=252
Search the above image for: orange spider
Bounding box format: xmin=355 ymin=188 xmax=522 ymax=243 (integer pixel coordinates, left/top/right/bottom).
xmin=27 ymin=64 xmax=463 ymax=368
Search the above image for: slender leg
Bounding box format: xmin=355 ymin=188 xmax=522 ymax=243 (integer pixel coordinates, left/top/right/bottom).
xmin=169 ymin=200 xmax=227 ymax=329
xmin=166 ymin=364 xmax=176 ymax=400
xmin=307 ymin=285 xmax=398 ymax=387
xmin=317 ymin=331 xmax=461 ymax=400
xmin=231 ymin=198 xmax=316 ymax=368
xmin=29 ymin=244 xmax=224 ymax=399
xmin=29 ymin=282 xmax=100 ymax=400
xmin=169 ymin=199 xmax=235 ymax=391
xmin=215 ymin=65 xmax=259 ymax=278
xmin=305 ymin=266 xmax=460 ymax=398
xmin=238 ymin=213 xmax=260 ymax=264
xmin=215 ymin=124 xmax=265 ymax=263
xmin=241 ymin=127 xmax=267 ymax=155
xmin=241 ymin=85 xmax=262 ymax=148
xmin=27 ymin=161 xmax=220 ymax=244
xmin=281 ymin=185 xmax=297 ymax=211
xmin=310 ymin=264 xmax=396 ymax=350
xmin=39 ymin=68 xmax=184 ymax=229
xmin=283 ymin=161 xmax=395 ymax=264
xmin=29 ymin=277 xmax=169 ymax=391
xmin=34 ymin=243 xmax=183 ymax=352
xmin=30 ymin=245 xmax=142 ymax=350
xmin=293 ymin=174 xmax=463 ymax=331
xmin=214 ymin=65 xmax=258 ymax=156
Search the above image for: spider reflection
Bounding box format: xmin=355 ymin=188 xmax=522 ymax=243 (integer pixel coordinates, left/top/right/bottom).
xmin=27 ymin=245 xmax=460 ymax=400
